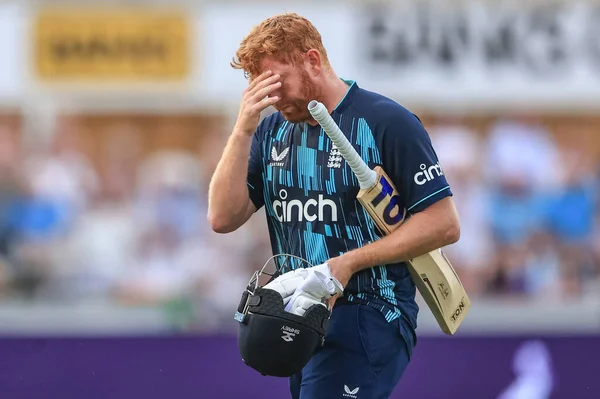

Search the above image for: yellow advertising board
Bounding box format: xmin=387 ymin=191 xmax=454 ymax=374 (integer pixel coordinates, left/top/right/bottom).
xmin=34 ymin=9 xmax=190 ymax=81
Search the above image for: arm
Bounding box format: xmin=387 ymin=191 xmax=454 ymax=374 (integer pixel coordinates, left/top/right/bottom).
xmin=207 ymin=70 xmax=281 ymax=233
xmin=207 ymin=133 xmax=257 ymax=233
xmin=330 ymin=104 xmax=459 ymax=286
xmin=328 ymin=196 xmax=460 ymax=285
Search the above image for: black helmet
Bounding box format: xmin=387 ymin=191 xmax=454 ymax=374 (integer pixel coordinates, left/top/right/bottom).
xmin=234 ymin=254 xmax=331 ymax=377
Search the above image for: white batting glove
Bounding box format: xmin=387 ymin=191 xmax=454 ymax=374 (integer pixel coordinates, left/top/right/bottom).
xmin=285 ymin=263 xmax=344 ymax=317
xmin=263 ymin=268 xmax=310 ymax=306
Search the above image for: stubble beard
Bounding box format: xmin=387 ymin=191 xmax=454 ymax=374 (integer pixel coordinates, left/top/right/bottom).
xmin=280 ymin=71 xmax=322 ymax=123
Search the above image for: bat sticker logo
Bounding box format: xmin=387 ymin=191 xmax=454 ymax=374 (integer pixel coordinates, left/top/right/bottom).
xmin=369 ymin=175 xmax=404 ymax=226
xmin=450 ymin=299 xmax=466 ymax=323
xmin=437 ymin=282 xmax=449 ymax=299
xmin=420 ymin=273 xmax=444 ymax=315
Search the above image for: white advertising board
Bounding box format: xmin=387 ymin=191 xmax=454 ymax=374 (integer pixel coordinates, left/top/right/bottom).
xmin=200 ymin=1 xmax=600 ymax=111
xmin=350 ymin=1 xmax=600 ymax=110
xmin=0 ymin=2 xmax=25 ymax=104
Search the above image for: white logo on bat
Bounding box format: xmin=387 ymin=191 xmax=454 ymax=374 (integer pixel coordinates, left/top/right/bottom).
xmin=270 ymin=146 xmax=290 ymax=166
xmin=414 ymin=162 xmax=444 ymax=185
xmin=343 ymin=385 xmax=360 ymax=398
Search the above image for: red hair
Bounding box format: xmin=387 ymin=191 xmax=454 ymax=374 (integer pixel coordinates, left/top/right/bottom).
xmin=231 ymin=13 xmax=330 ymax=79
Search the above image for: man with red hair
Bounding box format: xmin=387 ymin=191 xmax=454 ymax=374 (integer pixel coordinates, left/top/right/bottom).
xmin=209 ymin=12 xmax=460 ymax=399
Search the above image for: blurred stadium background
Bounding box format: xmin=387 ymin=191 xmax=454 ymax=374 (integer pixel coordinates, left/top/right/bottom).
xmin=0 ymin=0 xmax=599 ymax=398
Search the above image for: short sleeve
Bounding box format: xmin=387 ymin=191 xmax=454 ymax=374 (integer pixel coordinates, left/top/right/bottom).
xmin=247 ymin=129 xmax=265 ymax=210
xmin=377 ymin=110 xmax=452 ymax=214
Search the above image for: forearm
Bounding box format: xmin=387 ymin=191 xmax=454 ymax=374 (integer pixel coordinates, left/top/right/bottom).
xmin=334 ymin=198 xmax=460 ymax=275
xmin=207 ymin=131 xmax=254 ymax=231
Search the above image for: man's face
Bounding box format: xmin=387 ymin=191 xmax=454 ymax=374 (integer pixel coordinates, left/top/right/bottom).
xmin=257 ymin=56 xmax=321 ymax=123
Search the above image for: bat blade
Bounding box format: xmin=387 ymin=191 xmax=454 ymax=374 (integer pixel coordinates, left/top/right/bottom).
xmin=408 ymin=250 xmax=471 ymax=335
xmin=358 ymin=169 xmax=470 ymax=334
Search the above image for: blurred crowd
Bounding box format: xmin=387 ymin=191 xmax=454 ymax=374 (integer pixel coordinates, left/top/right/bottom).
xmin=429 ymin=115 xmax=600 ymax=301
xmin=0 ymin=112 xmax=598 ymax=332
xmin=0 ymin=116 xmax=273 ymax=331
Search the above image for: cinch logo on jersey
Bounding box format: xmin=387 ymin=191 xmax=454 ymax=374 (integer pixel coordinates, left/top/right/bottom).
xmin=272 ymin=189 xmax=338 ymax=222
xmin=413 ymin=162 xmax=444 ymax=185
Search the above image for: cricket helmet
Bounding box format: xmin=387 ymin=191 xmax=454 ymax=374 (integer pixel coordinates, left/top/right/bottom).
xmin=234 ymin=254 xmax=331 ymax=377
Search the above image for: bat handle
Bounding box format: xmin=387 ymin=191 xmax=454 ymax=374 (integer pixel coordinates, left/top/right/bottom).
xmin=308 ymin=100 xmax=377 ymax=190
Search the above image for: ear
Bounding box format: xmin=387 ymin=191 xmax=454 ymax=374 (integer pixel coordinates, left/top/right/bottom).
xmin=305 ymin=49 xmax=322 ymax=77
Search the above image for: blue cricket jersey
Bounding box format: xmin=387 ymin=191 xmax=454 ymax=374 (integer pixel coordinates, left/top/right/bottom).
xmin=247 ymin=80 xmax=452 ymax=340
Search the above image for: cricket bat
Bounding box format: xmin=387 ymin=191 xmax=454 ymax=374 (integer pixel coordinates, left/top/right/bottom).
xmin=308 ymin=100 xmax=470 ymax=335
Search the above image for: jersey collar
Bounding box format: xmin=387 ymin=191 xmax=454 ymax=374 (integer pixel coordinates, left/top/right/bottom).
xmin=333 ymin=79 xmax=358 ymax=113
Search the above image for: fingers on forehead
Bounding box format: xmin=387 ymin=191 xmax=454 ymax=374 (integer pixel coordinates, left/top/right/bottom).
xmin=249 ymin=70 xmax=274 ymax=85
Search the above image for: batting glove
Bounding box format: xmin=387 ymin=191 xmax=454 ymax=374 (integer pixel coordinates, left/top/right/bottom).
xmin=285 ymin=263 xmax=344 ymax=317
xmin=263 ymin=268 xmax=310 ymax=306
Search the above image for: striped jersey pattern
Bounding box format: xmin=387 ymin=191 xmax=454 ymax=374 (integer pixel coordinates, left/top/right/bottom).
xmin=247 ymin=80 xmax=452 ymax=330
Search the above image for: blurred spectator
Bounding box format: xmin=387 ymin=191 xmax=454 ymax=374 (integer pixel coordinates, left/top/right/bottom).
xmin=545 ymin=148 xmax=598 ymax=297
xmin=111 ymin=147 xmax=206 ymax=306
xmin=593 ymin=203 xmax=600 ymax=288
xmin=113 ymin=224 xmax=196 ymax=305
xmin=0 ymin=123 xmax=23 ymax=296
xmin=0 ymin=124 xmax=22 ymax=257
xmin=137 ymin=150 xmax=206 ymax=240
xmin=19 ymin=118 xmax=99 ymax=238
xmin=429 ymin=116 xmax=494 ymax=297
xmin=483 ymin=115 xmax=563 ymax=299
xmin=594 ymin=164 xmax=600 ymax=282
xmin=36 ymin=125 xmax=143 ymax=302
xmin=484 ymin=114 xmax=560 ymax=191
xmin=8 ymin=118 xmax=99 ymax=299
xmin=521 ymin=230 xmax=562 ymax=299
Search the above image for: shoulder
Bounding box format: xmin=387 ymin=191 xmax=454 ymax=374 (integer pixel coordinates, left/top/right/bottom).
xmin=351 ymin=87 xmax=425 ymax=135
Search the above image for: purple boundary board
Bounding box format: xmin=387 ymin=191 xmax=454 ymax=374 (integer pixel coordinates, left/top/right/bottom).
xmin=0 ymin=334 xmax=597 ymax=399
